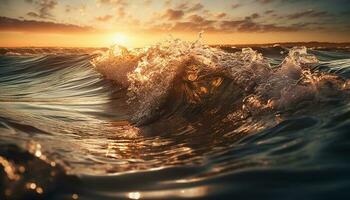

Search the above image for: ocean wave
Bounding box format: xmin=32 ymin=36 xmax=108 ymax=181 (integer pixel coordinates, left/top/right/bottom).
xmin=0 ymin=47 xmax=107 ymax=56
xmin=2 ymin=39 xmax=350 ymax=200
xmin=92 ymin=38 xmax=350 ymax=125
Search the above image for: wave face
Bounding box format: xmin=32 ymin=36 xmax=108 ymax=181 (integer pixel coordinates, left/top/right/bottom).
xmin=1 ymin=40 xmax=350 ymax=199
xmin=93 ymin=40 xmax=349 ymax=125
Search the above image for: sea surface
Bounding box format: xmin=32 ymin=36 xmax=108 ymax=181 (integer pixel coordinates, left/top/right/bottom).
xmin=1 ymin=40 xmax=350 ymax=200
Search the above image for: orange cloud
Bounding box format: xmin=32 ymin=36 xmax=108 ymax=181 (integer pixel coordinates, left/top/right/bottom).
xmin=0 ymin=16 xmax=93 ymax=33
xmin=163 ymin=9 xmax=184 ymax=20
xmin=96 ymin=15 xmax=113 ymax=22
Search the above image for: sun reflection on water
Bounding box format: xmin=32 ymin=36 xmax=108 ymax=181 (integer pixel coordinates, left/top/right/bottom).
xmin=128 ymin=192 xmax=141 ymax=199
xmin=125 ymin=186 xmax=210 ymax=199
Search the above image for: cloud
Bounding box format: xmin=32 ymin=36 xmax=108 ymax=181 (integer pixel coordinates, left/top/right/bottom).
xmin=187 ymin=14 xmax=205 ymax=23
xmin=176 ymin=2 xmax=189 ymax=10
xmin=187 ymin=14 xmax=214 ymax=26
xmin=143 ymin=0 xmax=152 ymax=6
xmin=255 ymin=0 xmax=275 ymax=4
xmin=175 ymin=2 xmax=204 ymax=12
xmin=27 ymin=12 xmax=40 ymax=18
xmin=152 ymin=20 xmax=305 ymax=33
xmin=164 ymin=0 xmax=172 ymax=7
xmin=187 ymin=3 xmax=204 ymax=12
xmin=170 ymin=22 xmax=202 ymax=31
xmin=170 ymin=21 xmax=216 ymax=32
xmin=150 ymin=22 xmax=173 ymax=31
xmin=148 ymin=10 xmax=319 ymax=33
xmin=0 ymin=16 xmax=93 ymax=33
xmin=220 ymin=18 xmax=301 ymax=32
xmin=154 ymin=2 xmax=205 ymax=24
xmin=286 ymin=10 xmax=330 ymax=19
xmin=96 ymin=0 xmax=128 ymax=19
xmin=97 ymin=0 xmax=128 ymax=6
xmin=149 ymin=13 xmax=216 ymax=32
xmin=65 ymin=5 xmax=71 ymax=13
xmin=216 ymin=12 xmax=227 ymax=19
xmin=231 ymin=3 xmax=241 ymax=9
xmin=265 ymin=10 xmax=275 ymax=14
xmin=245 ymin=13 xmax=260 ymax=20
xmin=116 ymin=6 xmax=126 ymax=18
xmin=145 ymin=7 xmax=336 ymax=34
xmin=163 ymin=9 xmax=184 ymax=20
xmin=95 ymin=15 xmax=113 ymax=22
xmin=26 ymin=0 xmax=58 ymax=19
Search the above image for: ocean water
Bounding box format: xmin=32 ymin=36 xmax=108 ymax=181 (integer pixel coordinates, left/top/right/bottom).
xmin=1 ymin=39 xmax=350 ymax=200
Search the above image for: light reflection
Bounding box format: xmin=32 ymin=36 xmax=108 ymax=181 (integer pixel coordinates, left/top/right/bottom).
xmin=0 ymin=156 xmax=20 ymax=181
xmin=111 ymin=33 xmax=129 ymax=47
xmin=35 ymin=150 xmax=42 ymax=158
xmin=177 ymin=186 xmax=209 ymax=198
xmin=28 ymin=141 xmax=43 ymax=158
xmin=36 ymin=187 xmax=44 ymax=194
xmin=18 ymin=165 xmax=26 ymax=173
xmin=128 ymin=192 xmax=141 ymax=199
xmin=72 ymin=193 xmax=79 ymax=199
xmin=124 ymin=186 xmax=209 ymax=199
xmin=26 ymin=182 xmax=37 ymax=190
xmin=50 ymin=161 xmax=56 ymax=167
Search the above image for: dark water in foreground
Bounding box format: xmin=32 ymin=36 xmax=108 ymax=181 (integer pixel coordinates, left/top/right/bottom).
xmin=1 ymin=41 xmax=350 ymax=200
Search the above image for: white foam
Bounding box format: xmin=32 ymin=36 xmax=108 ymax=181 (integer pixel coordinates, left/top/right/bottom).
xmin=92 ymin=38 xmax=348 ymax=122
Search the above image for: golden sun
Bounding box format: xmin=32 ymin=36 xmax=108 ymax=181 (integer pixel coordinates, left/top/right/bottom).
xmin=111 ymin=33 xmax=129 ymax=47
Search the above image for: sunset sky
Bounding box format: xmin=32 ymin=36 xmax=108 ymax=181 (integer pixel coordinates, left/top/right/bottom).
xmin=0 ymin=0 xmax=349 ymax=47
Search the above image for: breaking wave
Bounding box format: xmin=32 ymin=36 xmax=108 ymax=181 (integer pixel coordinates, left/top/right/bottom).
xmin=93 ymin=38 xmax=350 ymax=126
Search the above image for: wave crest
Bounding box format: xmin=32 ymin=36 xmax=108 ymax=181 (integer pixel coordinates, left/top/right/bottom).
xmin=92 ymin=39 xmax=349 ymax=124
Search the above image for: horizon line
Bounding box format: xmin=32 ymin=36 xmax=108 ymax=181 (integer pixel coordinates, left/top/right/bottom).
xmin=1 ymin=41 xmax=350 ymax=49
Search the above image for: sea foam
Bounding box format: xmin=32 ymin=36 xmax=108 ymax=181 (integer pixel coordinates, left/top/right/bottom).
xmin=92 ymin=38 xmax=350 ymax=123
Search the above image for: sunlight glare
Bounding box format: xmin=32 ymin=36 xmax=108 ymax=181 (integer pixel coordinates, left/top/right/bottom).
xmin=112 ymin=33 xmax=129 ymax=47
